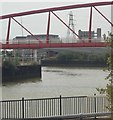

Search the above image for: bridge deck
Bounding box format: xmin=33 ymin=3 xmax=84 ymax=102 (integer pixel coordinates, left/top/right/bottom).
xmin=1 ymin=42 xmax=108 ymax=49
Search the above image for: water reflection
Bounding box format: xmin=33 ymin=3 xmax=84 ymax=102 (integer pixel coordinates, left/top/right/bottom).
xmin=2 ymin=78 xmax=42 ymax=87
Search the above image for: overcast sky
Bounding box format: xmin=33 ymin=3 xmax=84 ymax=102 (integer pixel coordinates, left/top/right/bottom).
xmin=0 ymin=0 xmax=112 ymax=41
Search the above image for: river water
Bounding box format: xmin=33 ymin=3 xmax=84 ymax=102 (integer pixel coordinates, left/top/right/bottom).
xmin=1 ymin=67 xmax=108 ymax=100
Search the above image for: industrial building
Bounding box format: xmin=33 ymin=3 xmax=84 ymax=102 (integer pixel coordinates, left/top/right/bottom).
xmin=12 ymin=34 xmax=61 ymax=64
xmin=78 ymin=28 xmax=101 ymax=41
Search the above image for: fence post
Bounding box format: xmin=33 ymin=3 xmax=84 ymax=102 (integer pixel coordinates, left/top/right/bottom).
xmin=22 ymin=97 xmax=24 ymax=119
xmin=60 ymin=95 xmax=62 ymax=115
xmin=94 ymin=94 xmax=97 ymax=119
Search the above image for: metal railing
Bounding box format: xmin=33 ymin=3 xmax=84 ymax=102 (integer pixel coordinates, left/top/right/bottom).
xmin=0 ymin=95 xmax=109 ymax=119
xmin=0 ymin=38 xmax=105 ymax=44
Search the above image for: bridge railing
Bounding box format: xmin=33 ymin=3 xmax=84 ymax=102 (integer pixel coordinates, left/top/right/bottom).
xmin=0 ymin=38 xmax=105 ymax=44
xmin=0 ymin=95 xmax=109 ymax=119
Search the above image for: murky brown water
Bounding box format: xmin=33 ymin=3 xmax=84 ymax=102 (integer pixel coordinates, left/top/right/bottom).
xmin=1 ymin=67 xmax=108 ymax=100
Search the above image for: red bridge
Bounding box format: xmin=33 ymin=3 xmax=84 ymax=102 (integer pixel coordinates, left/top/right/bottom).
xmin=0 ymin=1 xmax=113 ymax=49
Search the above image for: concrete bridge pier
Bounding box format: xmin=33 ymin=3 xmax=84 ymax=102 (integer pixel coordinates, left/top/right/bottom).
xmin=33 ymin=49 xmax=38 ymax=63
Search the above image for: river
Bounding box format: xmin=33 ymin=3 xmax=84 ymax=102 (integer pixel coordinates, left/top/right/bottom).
xmin=1 ymin=67 xmax=108 ymax=100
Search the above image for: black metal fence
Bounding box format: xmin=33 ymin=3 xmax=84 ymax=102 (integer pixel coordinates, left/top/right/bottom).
xmin=0 ymin=95 xmax=109 ymax=119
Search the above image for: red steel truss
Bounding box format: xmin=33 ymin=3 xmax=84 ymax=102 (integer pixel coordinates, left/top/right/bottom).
xmin=0 ymin=1 xmax=113 ymax=49
xmin=2 ymin=42 xmax=108 ymax=49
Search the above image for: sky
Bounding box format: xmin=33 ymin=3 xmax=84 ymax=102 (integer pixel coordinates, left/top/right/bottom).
xmin=0 ymin=0 xmax=112 ymax=41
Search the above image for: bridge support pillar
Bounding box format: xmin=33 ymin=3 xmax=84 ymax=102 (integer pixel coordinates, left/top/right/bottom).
xmin=33 ymin=49 xmax=38 ymax=62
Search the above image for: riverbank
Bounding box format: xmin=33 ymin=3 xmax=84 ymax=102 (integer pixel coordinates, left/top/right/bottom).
xmin=41 ymin=60 xmax=106 ymax=67
xmin=2 ymin=64 xmax=41 ymax=82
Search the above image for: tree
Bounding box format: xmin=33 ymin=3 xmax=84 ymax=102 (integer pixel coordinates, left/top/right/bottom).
xmin=97 ymin=34 xmax=113 ymax=119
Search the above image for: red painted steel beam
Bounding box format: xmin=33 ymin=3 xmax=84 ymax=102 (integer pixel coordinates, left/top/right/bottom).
xmin=6 ymin=18 xmax=11 ymax=44
xmin=46 ymin=12 xmax=51 ymax=44
xmin=1 ymin=42 xmax=108 ymax=49
xmin=93 ymin=6 xmax=113 ymax=27
xmin=12 ymin=17 xmax=41 ymax=43
xmin=52 ymin=11 xmax=81 ymax=39
xmin=88 ymin=7 xmax=92 ymax=42
xmin=0 ymin=1 xmax=113 ymax=19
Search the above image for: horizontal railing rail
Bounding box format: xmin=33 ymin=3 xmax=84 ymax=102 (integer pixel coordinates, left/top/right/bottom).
xmin=0 ymin=95 xmax=109 ymax=119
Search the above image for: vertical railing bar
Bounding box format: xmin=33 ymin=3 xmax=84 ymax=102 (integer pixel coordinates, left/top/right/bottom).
xmin=4 ymin=102 xmax=7 ymax=118
xmin=69 ymin=98 xmax=70 ymax=115
xmin=92 ymin=97 xmax=93 ymax=113
xmin=72 ymin=98 xmax=74 ymax=114
xmin=48 ymin=99 xmax=50 ymax=116
xmin=60 ymin=95 xmax=62 ymax=116
xmin=13 ymin=101 xmax=15 ymax=118
xmin=45 ymin=99 xmax=47 ymax=116
xmin=0 ymin=95 xmax=108 ymax=119
xmin=5 ymin=102 xmax=7 ymax=119
xmin=94 ymin=94 xmax=97 ymax=119
xmin=57 ymin=98 xmax=58 ymax=115
xmin=70 ymin=98 xmax=71 ymax=115
xmin=69 ymin=98 xmax=72 ymax=115
xmin=22 ymin=97 xmax=24 ymax=119
xmin=81 ymin=98 xmax=83 ymax=113
xmin=16 ymin=101 xmax=18 ymax=119
xmin=42 ymin=100 xmax=43 ymax=117
xmin=74 ymin=97 xmax=75 ymax=114
xmin=40 ymin=100 xmax=41 ymax=117
xmin=15 ymin=101 xmax=17 ymax=119
xmin=35 ymin=100 xmax=37 ymax=117
xmin=14 ymin=101 xmax=16 ymax=118
xmin=19 ymin=100 xmax=20 ymax=118
xmin=80 ymin=98 xmax=82 ymax=113
xmin=7 ymin=101 xmax=8 ymax=119
xmin=32 ymin=100 xmax=33 ymax=118
xmin=33 ymin=100 xmax=35 ymax=118
xmin=63 ymin=98 xmax=64 ymax=115
xmin=9 ymin=101 xmax=10 ymax=119
xmin=51 ymin=99 xmax=52 ymax=116
xmin=28 ymin=100 xmax=30 ymax=118
xmin=54 ymin=99 xmax=55 ymax=116
xmin=35 ymin=100 xmax=36 ymax=118
xmin=14 ymin=101 xmax=15 ymax=119
xmin=2 ymin=102 xmax=3 ymax=119
xmin=18 ymin=101 xmax=19 ymax=118
xmin=50 ymin=99 xmax=51 ymax=116
xmin=20 ymin=100 xmax=21 ymax=118
xmin=0 ymin=102 xmax=1 ymax=119
xmin=78 ymin=97 xmax=80 ymax=114
xmin=26 ymin=100 xmax=28 ymax=118
xmin=1 ymin=102 xmax=2 ymax=119
xmin=24 ymin=100 xmax=26 ymax=118
xmin=38 ymin=100 xmax=39 ymax=117
xmin=86 ymin=97 xmax=88 ymax=113
xmin=89 ymin=97 xmax=91 ymax=113
xmin=76 ymin=98 xmax=78 ymax=114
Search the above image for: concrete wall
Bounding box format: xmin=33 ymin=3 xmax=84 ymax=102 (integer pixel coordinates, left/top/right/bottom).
xmin=2 ymin=65 xmax=41 ymax=82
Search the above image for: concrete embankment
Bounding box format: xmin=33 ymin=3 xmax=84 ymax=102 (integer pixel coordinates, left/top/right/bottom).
xmin=41 ymin=60 xmax=106 ymax=67
xmin=2 ymin=65 xmax=41 ymax=82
